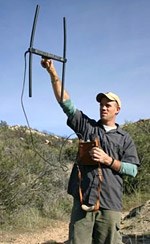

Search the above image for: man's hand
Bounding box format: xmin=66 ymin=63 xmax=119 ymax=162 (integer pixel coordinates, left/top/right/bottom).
xmin=89 ymin=147 xmax=112 ymax=166
xmin=41 ymin=59 xmax=57 ymax=78
xmin=90 ymin=147 xmax=121 ymax=171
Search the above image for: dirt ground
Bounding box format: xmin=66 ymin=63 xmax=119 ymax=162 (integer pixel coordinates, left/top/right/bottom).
xmin=0 ymin=221 xmax=69 ymax=244
xmin=1 ymin=200 xmax=150 ymax=244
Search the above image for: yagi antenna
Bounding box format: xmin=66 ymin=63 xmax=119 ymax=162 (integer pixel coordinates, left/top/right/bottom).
xmin=27 ymin=4 xmax=67 ymax=101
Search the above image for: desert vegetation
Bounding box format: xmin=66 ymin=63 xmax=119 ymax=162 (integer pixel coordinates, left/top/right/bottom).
xmin=0 ymin=119 xmax=149 ymax=232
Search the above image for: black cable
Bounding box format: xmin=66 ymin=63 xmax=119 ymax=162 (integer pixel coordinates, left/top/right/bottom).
xmin=21 ymin=51 xmax=60 ymax=169
xmin=58 ymin=132 xmax=84 ymax=171
xmin=21 ymin=51 xmax=78 ymax=172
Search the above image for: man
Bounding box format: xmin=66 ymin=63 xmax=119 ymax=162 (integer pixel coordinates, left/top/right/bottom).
xmin=41 ymin=59 xmax=139 ymax=244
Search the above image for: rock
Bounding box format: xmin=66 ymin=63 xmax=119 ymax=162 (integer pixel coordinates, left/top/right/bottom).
xmin=121 ymin=200 xmax=150 ymax=243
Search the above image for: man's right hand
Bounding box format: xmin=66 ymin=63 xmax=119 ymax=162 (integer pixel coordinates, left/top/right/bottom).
xmin=41 ymin=59 xmax=57 ymax=77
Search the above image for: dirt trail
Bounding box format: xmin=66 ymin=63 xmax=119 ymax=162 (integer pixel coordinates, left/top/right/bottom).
xmin=0 ymin=221 xmax=69 ymax=244
xmin=1 ymin=200 xmax=150 ymax=244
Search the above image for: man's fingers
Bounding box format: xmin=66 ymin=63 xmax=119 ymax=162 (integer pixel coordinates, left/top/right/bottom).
xmin=41 ymin=59 xmax=51 ymax=69
xmin=41 ymin=59 xmax=47 ymax=68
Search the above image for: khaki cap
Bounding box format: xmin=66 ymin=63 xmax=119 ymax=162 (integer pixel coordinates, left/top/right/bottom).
xmin=96 ymin=92 xmax=121 ymax=108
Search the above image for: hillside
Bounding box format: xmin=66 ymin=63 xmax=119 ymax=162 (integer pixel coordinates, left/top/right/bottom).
xmin=0 ymin=119 xmax=150 ymax=243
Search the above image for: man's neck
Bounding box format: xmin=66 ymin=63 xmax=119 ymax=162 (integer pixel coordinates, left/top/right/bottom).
xmin=102 ymin=120 xmax=116 ymax=127
xmin=103 ymin=124 xmax=117 ymax=132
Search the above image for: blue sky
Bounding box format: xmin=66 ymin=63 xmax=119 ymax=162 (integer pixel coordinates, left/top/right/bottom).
xmin=0 ymin=0 xmax=150 ymax=137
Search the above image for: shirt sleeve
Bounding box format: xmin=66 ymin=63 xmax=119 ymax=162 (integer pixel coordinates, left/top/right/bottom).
xmin=59 ymin=99 xmax=76 ymax=117
xmin=120 ymin=132 xmax=140 ymax=166
xmin=119 ymin=162 xmax=138 ymax=177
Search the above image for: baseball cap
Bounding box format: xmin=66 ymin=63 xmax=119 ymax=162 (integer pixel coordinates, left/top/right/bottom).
xmin=96 ymin=92 xmax=121 ymax=108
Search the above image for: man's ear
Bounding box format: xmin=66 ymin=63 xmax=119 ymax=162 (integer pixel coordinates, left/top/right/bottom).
xmin=115 ymin=106 xmax=120 ymax=115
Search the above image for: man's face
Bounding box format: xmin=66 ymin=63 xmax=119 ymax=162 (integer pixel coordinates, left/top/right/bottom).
xmin=99 ymin=97 xmax=120 ymax=123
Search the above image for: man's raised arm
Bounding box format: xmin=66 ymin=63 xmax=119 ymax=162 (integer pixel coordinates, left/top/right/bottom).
xmin=41 ymin=59 xmax=70 ymax=102
xmin=41 ymin=59 xmax=76 ymax=118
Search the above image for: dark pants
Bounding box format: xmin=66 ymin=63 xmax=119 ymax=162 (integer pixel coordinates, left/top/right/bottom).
xmin=69 ymin=199 xmax=123 ymax=244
